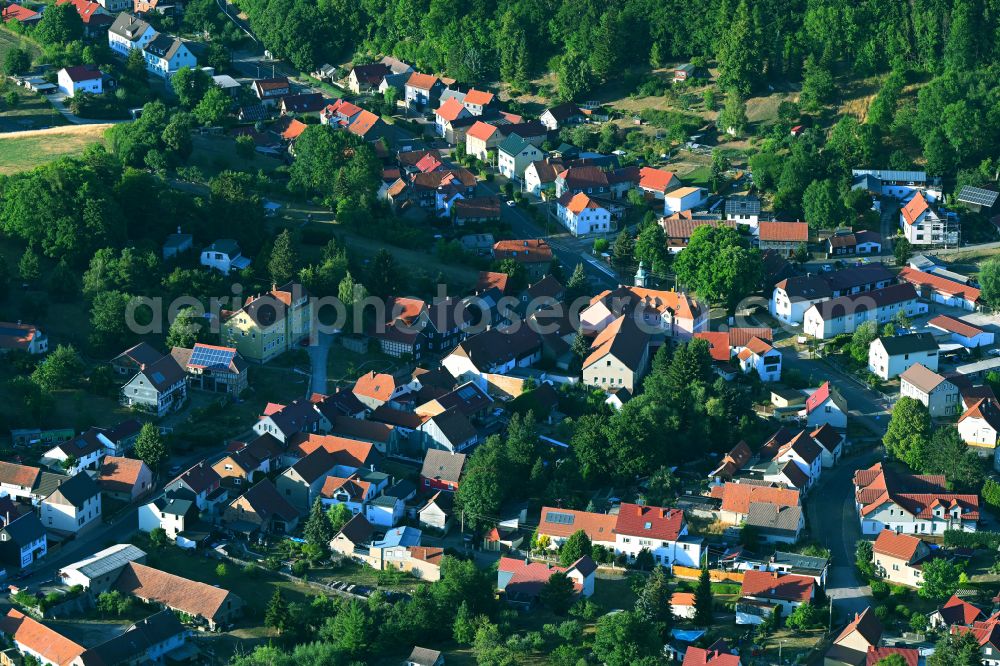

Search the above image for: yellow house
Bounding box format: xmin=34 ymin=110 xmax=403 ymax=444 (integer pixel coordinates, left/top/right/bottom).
xmin=222 ymin=283 xmax=312 ymax=364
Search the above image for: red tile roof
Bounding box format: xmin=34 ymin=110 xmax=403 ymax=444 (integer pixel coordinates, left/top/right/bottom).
xmin=538 ymin=506 xmax=617 ymax=541
xmin=476 ymin=271 xmax=510 ymax=294
xmin=560 ymin=191 xmax=604 ymax=215
xmin=638 ymin=166 xmax=680 ymax=193
xmin=759 ymin=221 xmax=809 ymax=242
xmin=694 ymin=332 xmax=731 ymax=362
xmin=740 ymin=569 xmax=813 ymax=603
xmin=873 ymin=529 xmax=923 ymax=562
xmin=928 ymin=314 xmax=986 ymax=339
xmin=936 ymin=594 xmax=984 ymax=626
xmin=804 ymin=382 xmax=831 ymax=413
xmin=0 ymin=461 xmax=41 ymax=488
xmin=901 ymin=191 xmax=929 ymax=225
xmin=99 ymin=457 xmax=148 ymax=492
xmin=347 ymin=109 xmax=382 ymax=138
xmin=898 ymin=267 xmax=981 ymax=303
xmin=280 ymin=119 xmax=307 ymax=140
xmin=436 ymin=97 xmax=468 ymax=122
xmin=493 ymin=239 xmax=553 ymax=263
xmin=615 ymin=503 xmax=684 ymax=541
xmin=0 ymin=609 xmax=84 ymax=665
xmin=466 ymin=120 xmax=499 ymax=142
xmin=959 ymin=397 xmax=1000 ymax=432
xmin=1 ymin=3 xmax=39 ymax=21
xmin=56 ymin=0 xmax=108 ymax=23
xmin=62 ymin=64 xmax=102 ymax=82
xmin=683 ymin=641 xmax=741 ymax=666
xmin=463 ymin=89 xmax=494 ymax=106
xmin=710 ymin=482 xmax=800 ymax=515
xmin=866 ymin=647 xmax=918 ymax=666
xmin=406 ymin=72 xmax=439 ymax=91
xmin=353 ymin=371 xmax=397 ymax=402
xmin=114 ymin=563 xmax=239 ymax=622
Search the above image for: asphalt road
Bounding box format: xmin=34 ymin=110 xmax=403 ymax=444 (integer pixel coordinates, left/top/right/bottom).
xmin=806 ymin=449 xmax=881 ymax=621
xmin=480 ymin=181 xmax=621 ymax=292
xmin=780 ymin=351 xmax=891 ymax=437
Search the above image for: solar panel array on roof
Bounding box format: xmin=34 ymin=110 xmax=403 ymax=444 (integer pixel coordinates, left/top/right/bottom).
xmin=189 ymin=344 xmax=235 ymax=370
xmin=851 ymin=169 xmax=927 ymax=182
xmin=545 ymin=511 xmax=574 ymax=525
xmin=151 ymin=372 xmax=165 ymax=384
xmin=957 ymin=186 xmax=999 ymax=208
xmin=457 ymin=385 xmax=477 ymax=400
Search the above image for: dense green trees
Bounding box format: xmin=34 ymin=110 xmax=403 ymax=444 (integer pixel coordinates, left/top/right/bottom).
xmin=674 ymin=225 xmax=762 ymax=312
xmin=883 ymin=397 xmax=932 ymax=468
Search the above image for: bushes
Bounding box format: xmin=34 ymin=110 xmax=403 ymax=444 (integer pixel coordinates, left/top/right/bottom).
xmin=870 ymin=580 xmax=889 ymax=599
xmin=943 ymin=530 xmax=1000 ymax=550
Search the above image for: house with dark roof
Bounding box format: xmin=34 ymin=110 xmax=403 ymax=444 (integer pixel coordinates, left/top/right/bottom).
xmin=142 ymin=34 xmax=196 ymax=78
xmin=222 ymin=479 xmax=299 ymax=535
xmin=222 ymin=282 xmax=312 ymax=364
xmin=74 ymin=609 xmax=190 ymax=665
xmin=40 ymin=472 xmax=102 ymax=534
xmin=405 ymin=646 xmax=444 ymax=666
xmin=867 ymin=332 xmax=940 ymax=380
xmin=111 ymin=342 xmax=164 ymax=377
xmin=170 ymin=343 xmax=248 ymax=396
xmin=498 ymin=133 xmax=544 ymax=181
xmin=0 ymin=512 xmax=47 ymax=570
xmin=254 ymin=398 xmax=322 ymax=443
xmin=710 ymin=482 xmax=801 ymax=525
xmin=539 ymin=103 xmax=584 ymax=131
xmin=138 ymin=493 xmax=198 ymax=543
xmin=770 ymin=265 xmax=895 ymax=325
xmin=442 ymin=326 xmax=542 ymax=388
xmin=802 ymin=284 xmax=925 ymax=339
xmin=164 ymin=461 xmax=223 ymax=512
xmin=121 ymin=353 xmax=187 ymax=417
xmin=330 ymin=513 xmax=375 ymax=557
xmin=825 ymin=607 xmax=883 ymax=666
xmin=348 ymin=62 xmax=391 ymax=93
xmin=736 ymin=570 xmax=814 ymax=625
xmin=417 ymin=407 xmax=479 ymax=453
xmin=276 ymin=435 xmax=376 ymax=513
xmin=826 ymin=229 xmax=882 ymax=257
xmin=420 ymin=449 xmax=466 ymax=492
xmin=929 ymin=594 xmax=984 ymax=629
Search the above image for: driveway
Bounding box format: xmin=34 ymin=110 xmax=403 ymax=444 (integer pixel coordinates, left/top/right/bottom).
xmin=306 ymin=331 xmax=335 ymax=396
xmin=46 ymin=93 xmax=132 ymax=126
xmin=806 ymin=449 xmax=881 ymax=619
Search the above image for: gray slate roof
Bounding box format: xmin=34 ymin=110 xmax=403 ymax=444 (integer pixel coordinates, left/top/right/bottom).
xmin=745 ymin=502 xmax=802 ymax=534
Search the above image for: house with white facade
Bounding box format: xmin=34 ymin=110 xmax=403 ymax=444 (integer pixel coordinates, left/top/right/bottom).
xmin=928 ymin=315 xmax=995 ymax=348
xmin=772 ymin=430 xmax=823 ymax=489
xmin=664 ymin=186 xmax=708 ymax=215
xmin=867 ymin=333 xmax=939 ymax=381
xmin=40 ymin=473 xmax=102 ymax=534
xmin=200 ymin=239 xmax=251 ymax=275
xmin=899 ymin=267 xmax=981 ymax=311
xmin=57 ymin=65 xmax=103 ymax=97
xmin=725 ymin=195 xmax=763 ymax=230
xmin=539 ymin=103 xmax=584 ymax=130
xmin=958 ymin=398 xmax=1000 ymax=467
xmin=900 ymin=191 xmax=959 ymax=246
xmin=770 ymin=266 xmax=895 ymax=325
xmin=0 ymin=513 xmax=47 ymax=571
xmin=854 ymin=462 xmax=979 ymax=535
xmin=801 ymin=382 xmax=848 ymax=429
xmin=736 ymin=336 xmax=781 ymax=382
xmin=441 ymin=326 xmax=542 ymax=389
xmin=365 ymin=494 xmax=404 ymax=527
xmin=851 ymin=169 xmax=941 ymax=200
xmin=143 ymin=35 xmax=196 ymax=78
xmin=107 ymin=13 xmax=154 ymax=56
xmin=637 ymin=167 xmax=681 ymax=202
xmin=872 ymin=530 xmax=933 ymax=589
xmin=802 ymin=283 xmax=924 ymax=339
xmin=556 ymin=192 xmax=612 ymax=236
xmin=497 ymin=134 xmax=543 ymax=181
xmin=900 ymin=364 xmax=961 ymax=418
xmin=138 ymin=494 xmax=198 ymax=542
xmin=613 ymin=503 xmax=703 ymax=569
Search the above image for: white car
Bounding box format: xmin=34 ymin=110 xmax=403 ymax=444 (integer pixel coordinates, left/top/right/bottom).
xmin=505 ymin=200 xmax=516 ymax=207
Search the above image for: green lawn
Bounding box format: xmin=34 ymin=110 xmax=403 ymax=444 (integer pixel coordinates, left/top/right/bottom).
xmin=0 ymin=26 xmax=41 ymax=64
xmin=188 ymin=133 xmax=284 ymax=177
xmin=0 ymin=124 xmax=106 ymax=174
xmin=683 ymin=165 xmax=712 ymax=188
xmin=0 ymin=82 xmax=69 ymax=134
xmin=297 ymin=73 xmax=345 ymax=99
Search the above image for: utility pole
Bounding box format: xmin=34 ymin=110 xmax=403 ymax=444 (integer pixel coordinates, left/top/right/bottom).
xmin=829 ymin=596 xmax=833 ymax=631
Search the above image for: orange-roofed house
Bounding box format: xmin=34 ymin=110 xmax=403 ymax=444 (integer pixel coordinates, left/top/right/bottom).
xmin=638 ymin=167 xmax=681 ymax=200
xmin=434 ymin=97 xmax=471 ymax=137
xmin=462 ymin=88 xmax=495 ymax=116
xmin=900 ymin=191 xmax=959 ymax=246
xmin=0 ymin=321 xmax=48 ymax=355
xmin=736 ymin=335 xmax=781 ymax=382
xmin=958 ymin=397 xmax=1000 ymax=466
xmin=0 ymin=609 xmax=85 ymax=665
xmin=736 ymin=570 xmax=814 ymax=624
xmin=403 ymin=72 xmax=443 ymax=110
xmin=929 ymin=594 xmax=985 ymax=629
xmin=352 ymin=371 xmax=408 ymax=410
xmin=465 ymin=120 xmax=503 ymax=160
xmin=672 ymin=592 xmax=697 ymax=620
xmin=492 ymin=239 xmax=553 ymax=280
xmin=556 ymin=191 xmax=612 ymax=236
xmin=280 ymin=118 xmax=307 ymax=141
xmin=1 ymin=3 xmax=40 ymax=24
xmin=898 ymin=266 xmax=982 ymax=311
xmin=98 ymin=456 xmax=153 ymax=501
xmin=113 ymin=562 xmax=243 ymax=630
xmin=872 ymin=529 xmax=933 ymax=588
xmin=613 ymin=502 xmax=702 ymax=568
xmin=710 ymin=482 xmax=801 ymax=524
xmin=537 ymin=506 xmax=618 ymax=548
xmin=826 ymin=607 xmax=883 ymax=665
xmin=580 ymin=286 xmax=708 ymax=339
xmin=321 ymin=98 xmax=363 ymax=126
xmin=682 ymin=640 xmax=741 ymax=666
xmin=758 ymin=221 xmax=810 ymax=258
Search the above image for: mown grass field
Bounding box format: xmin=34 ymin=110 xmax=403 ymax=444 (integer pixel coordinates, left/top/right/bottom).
xmin=0 ymin=83 xmax=69 ymax=134
xmin=0 ymin=124 xmax=108 ymax=174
